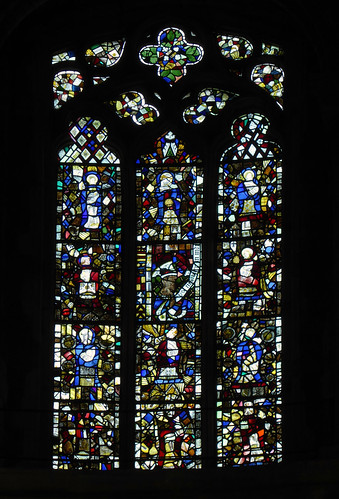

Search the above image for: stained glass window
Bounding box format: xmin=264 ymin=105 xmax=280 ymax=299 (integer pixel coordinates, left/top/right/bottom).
xmin=93 ymin=76 xmax=110 ymax=85
xmin=183 ymin=88 xmax=238 ymax=124
xmin=85 ymin=40 xmax=126 ymax=67
xmin=217 ymin=35 xmax=253 ymax=60
xmin=136 ymin=139 xmax=203 ymax=239
xmin=53 ymin=71 xmax=84 ymax=109
xmin=251 ymin=64 xmax=284 ymax=108
xmin=135 ymin=132 xmax=203 ymax=469
xmin=52 ymin=51 xmax=76 ymax=64
xmin=53 ymin=117 xmax=122 ymax=469
xmin=261 ymin=43 xmax=284 ymax=56
xmin=52 ymin=25 xmax=283 ymax=471
xmin=216 ymin=113 xmax=282 ymax=465
xmin=108 ymin=92 xmax=159 ymax=125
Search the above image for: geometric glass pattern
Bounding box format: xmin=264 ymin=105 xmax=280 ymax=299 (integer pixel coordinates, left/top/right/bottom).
xmin=217 ymin=34 xmax=253 ymax=60
xmin=53 ymin=71 xmax=84 ymax=110
xmin=216 ymin=112 xmax=282 ymax=465
xmin=108 ymin=91 xmax=159 ymax=125
xmin=93 ymin=76 xmax=110 ymax=85
xmin=135 ymin=132 xmax=203 ymax=468
xmin=52 ymin=50 xmax=76 ymax=64
xmin=261 ymin=43 xmax=284 ymax=56
xmin=183 ymin=88 xmax=238 ymax=124
xmin=53 ymin=117 xmax=122 ymax=469
xmin=85 ymin=40 xmax=126 ymax=67
xmin=251 ymin=64 xmax=284 ymax=108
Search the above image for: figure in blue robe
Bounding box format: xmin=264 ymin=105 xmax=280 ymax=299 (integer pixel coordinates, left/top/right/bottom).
xmin=233 ymin=327 xmax=263 ymax=385
xmin=237 ymin=168 xmax=261 ymax=217
xmin=73 ymin=327 xmax=100 ymax=387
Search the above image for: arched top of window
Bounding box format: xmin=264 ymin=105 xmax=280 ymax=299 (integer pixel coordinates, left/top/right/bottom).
xmin=137 ymin=130 xmax=201 ymax=164
xmin=222 ymin=113 xmax=281 ymax=161
xmin=58 ymin=117 xmax=119 ymax=164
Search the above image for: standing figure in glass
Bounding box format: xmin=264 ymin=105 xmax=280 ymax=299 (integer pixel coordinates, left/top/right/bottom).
xmin=154 ymin=171 xmax=182 ymax=239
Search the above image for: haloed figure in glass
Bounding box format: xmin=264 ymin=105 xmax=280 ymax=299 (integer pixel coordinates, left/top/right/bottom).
xmin=237 ymin=247 xmax=261 ymax=299
xmin=155 ymin=325 xmax=181 ymax=381
xmin=237 ymin=168 xmax=261 ymax=236
xmin=73 ymin=327 xmax=100 ymax=388
xmin=154 ymin=171 xmax=182 ymax=239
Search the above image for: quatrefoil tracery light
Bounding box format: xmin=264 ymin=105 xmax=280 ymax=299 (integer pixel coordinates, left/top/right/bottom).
xmin=139 ymin=27 xmax=204 ymax=85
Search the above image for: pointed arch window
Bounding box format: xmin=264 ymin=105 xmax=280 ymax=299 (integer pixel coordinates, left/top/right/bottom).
xmin=216 ymin=113 xmax=282 ymax=465
xmin=53 ymin=117 xmax=122 ymax=470
xmin=52 ymin=26 xmax=283 ymax=470
xmin=135 ymin=131 xmax=203 ymax=469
